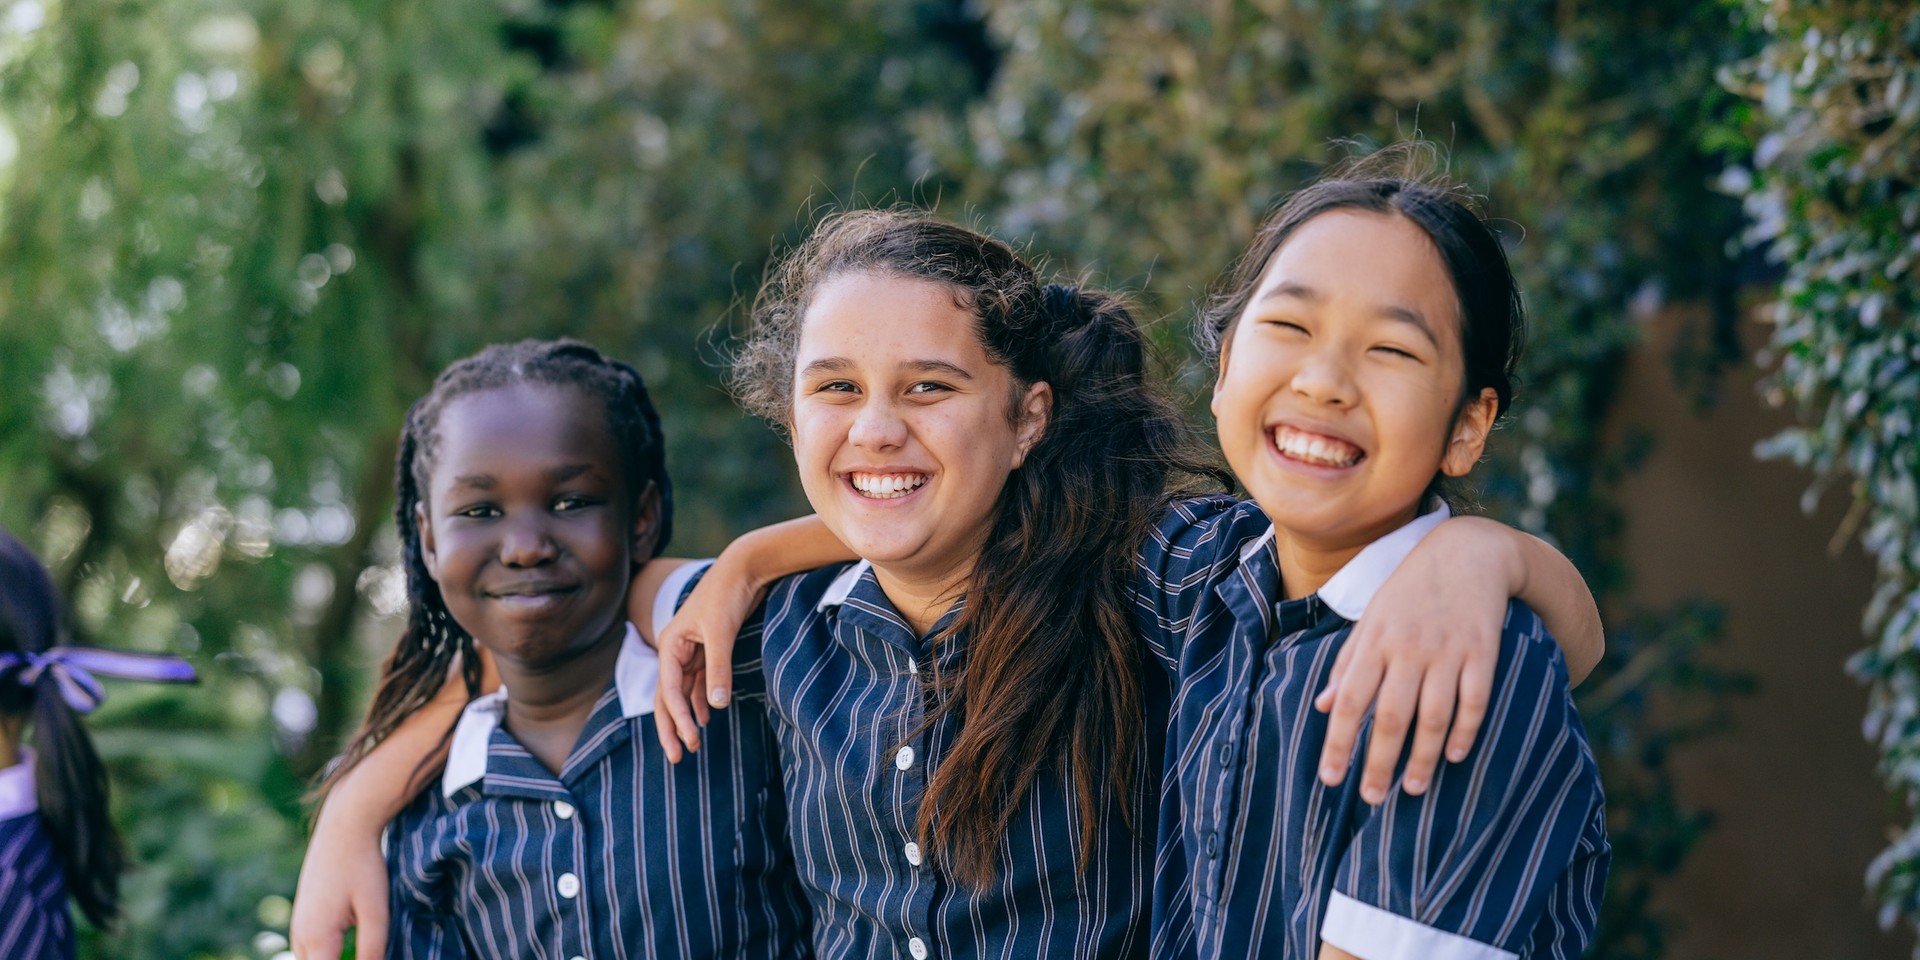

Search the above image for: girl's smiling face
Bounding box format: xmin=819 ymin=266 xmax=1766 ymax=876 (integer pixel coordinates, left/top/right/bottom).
xmin=418 ymin=382 xmax=655 ymax=667
xmin=791 ymin=272 xmax=1048 ymax=591
xmin=1212 ymin=209 xmax=1497 ymax=557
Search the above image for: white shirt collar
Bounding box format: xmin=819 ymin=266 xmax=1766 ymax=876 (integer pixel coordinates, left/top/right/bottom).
xmin=1315 ymin=501 xmax=1452 ymax=621
xmin=441 ymin=622 xmax=657 ymax=797
xmin=815 ymin=560 xmax=872 ymax=611
xmin=0 ymin=751 xmax=37 ymax=819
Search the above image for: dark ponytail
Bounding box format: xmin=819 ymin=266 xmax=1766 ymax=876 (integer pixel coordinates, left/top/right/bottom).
xmin=735 ymin=210 xmax=1226 ymax=885
xmin=0 ymin=531 xmax=124 ymax=929
xmin=321 ymin=337 xmax=673 ymax=798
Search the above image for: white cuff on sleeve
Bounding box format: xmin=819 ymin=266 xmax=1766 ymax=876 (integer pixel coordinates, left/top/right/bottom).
xmin=1321 ymin=891 xmax=1517 ymax=960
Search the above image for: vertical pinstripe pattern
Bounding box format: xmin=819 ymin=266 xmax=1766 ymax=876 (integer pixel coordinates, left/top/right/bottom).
xmin=385 ymin=685 xmax=810 ymax=960
xmin=749 ymin=562 xmax=1167 ymax=960
xmin=0 ymin=813 xmax=74 ymax=960
xmin=1135 ymin=498 xmax=1610 ymax=959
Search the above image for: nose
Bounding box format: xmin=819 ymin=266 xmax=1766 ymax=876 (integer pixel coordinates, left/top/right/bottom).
xmin=498 ymin=514 xmax=558 ymax=568
xmin=847 ymin=396 xmax=908 ymax=451
xmin=1290 ymin=347 xmax=1357 ymax=408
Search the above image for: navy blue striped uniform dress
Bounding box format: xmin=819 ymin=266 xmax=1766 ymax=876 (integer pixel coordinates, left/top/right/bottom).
xmin=385 ymin=612 xmax=811 ymax=960
xmin=1135 ymin=497 xmax=1609 ymax=960
xmin=0 ymin=755 xmax=73 ymax=960
xmin=742 ymin=561 xmax=1170 ymax=960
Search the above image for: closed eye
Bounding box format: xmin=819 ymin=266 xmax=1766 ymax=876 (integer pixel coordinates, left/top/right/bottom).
xmin=1371 ymin=344 xmax=1421 ymax=361
xmin=1258 ymin=318 xmax=1309 ymax=335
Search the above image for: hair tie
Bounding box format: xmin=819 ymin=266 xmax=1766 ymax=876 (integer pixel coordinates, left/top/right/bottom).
xmin=1041 ymin=283 xmax=1083 ymax=331
xmin=0 ymin=647 xmax=197 ymax=714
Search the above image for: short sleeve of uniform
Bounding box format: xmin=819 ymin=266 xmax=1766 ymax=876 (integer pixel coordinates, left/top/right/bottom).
xmin=1131 ymin=496 xmax=1273 ymax=673
xmin=384 ymin=797 xmax=471 ymax=960
xmin=1321 ymin=601 xmax=1609 ymax=960
xmin=657 ymin=559 xmax=770 ymax=702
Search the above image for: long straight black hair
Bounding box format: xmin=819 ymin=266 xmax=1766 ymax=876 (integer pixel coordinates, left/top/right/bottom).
xmin=0 ymin=529 xmax=124 ymax=929
xmin=735 ymin=209 xmax=1228 ymax=885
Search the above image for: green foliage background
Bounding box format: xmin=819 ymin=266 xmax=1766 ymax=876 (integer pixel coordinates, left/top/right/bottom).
xmin=1721 ymin=0 xmax=1920 ymax=945
xmin=0 ymin=0 xmax=1892 ymax=956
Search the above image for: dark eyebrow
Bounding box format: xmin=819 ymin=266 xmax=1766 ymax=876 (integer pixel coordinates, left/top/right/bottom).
xmin=1260 ymin=281 xmax=1439 ymax=348
xmin=904 ymin=359 xmax=973 ymax=380
xmin=800 ymin=357 xmax=852 ymax=377
xmin=550 ymin=464 xmax=599 ymax=483
xmin=449 ymin=474 xmax=495 ymax=491
xmin=1259 ymin=281 xmax=1323 ymax=305
xmin=798 ymin=357 xmax=975 ymax=380
xmin=1377 ymin=304 xmax=1439 ymax=348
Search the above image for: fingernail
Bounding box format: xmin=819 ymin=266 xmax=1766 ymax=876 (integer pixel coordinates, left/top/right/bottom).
xmin=1362 ymin=786 xmax=1384 ymax=805
xmin=709 ymin=688 xmax=731 ymax=708
xmin=1448 ymin=747 xmax=1468 ymax=762
xmin=1320 ymin=765 xmax=1341 ymax=785
xmin=1404 ymin=777 xmax=1425 ymax=794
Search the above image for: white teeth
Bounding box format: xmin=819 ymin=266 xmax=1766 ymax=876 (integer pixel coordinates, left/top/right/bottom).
xmin=1272 ymin=426 xmax=1362 ymax=468
xmin=849 ymin=472 xmax=929 ymax=499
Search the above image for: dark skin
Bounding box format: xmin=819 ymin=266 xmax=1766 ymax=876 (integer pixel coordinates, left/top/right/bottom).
xmin=417 ymin=383 xmax=659 ymax=775
xmin=490 ymin=619 xmax=626 ymax=774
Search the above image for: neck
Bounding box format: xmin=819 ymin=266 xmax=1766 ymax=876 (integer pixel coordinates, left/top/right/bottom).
xmin=1269 ymin=504 xmax=1422 ymax=601
xmin=493 ymin=622 xmax=626 ymax=774
xmin=870 ymin=557 xmax=974 ymax=637
xmin=0 ymin=715 xmax=20 ymax=769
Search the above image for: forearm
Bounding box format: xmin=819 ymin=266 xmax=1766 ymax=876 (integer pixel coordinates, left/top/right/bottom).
xmin=629 ymin=516 xmax=854 ymax=637
xmin=1487 ymin=521 xmax=1603 ymax=683
xmin=717 ymin=514 xmax=857 ymax=589
xmin=321 ymin=657 xmax=488 ymax=830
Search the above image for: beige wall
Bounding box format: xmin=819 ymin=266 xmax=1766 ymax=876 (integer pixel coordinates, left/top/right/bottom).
xmin=1607 ymin=310 xmax=1905 ymax=959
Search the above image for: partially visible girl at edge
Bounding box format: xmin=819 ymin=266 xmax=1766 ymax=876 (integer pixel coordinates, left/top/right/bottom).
xmin=292 ymin=208 xmax=1602 ymax=958
xmin=0 ymin=529 xmax=197 ymax=959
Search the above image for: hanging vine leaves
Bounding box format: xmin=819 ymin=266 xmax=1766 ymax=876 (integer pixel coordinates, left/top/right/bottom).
xmin=1722 ymin=0 xmax=1920 ymax=945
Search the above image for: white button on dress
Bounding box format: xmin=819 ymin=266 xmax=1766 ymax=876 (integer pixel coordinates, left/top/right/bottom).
xmin=904 ymin=841 xmax=923 ymax=866
xmin=895 ymin=745 xmax=915 ymax=770
xmin=908 ymin=936 xmax=929 ymax=960
xmin=553 ymin=800 xmax=576 ymax=820
xmin=557 ymin=872 xmax=580 ymax=899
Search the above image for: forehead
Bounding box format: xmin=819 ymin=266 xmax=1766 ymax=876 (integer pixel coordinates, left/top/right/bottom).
xmin=428 ymin=383 xmax=619 ymax=480
xmin=1253 ymin=209 xmax=1461 ymax=336
xmin=795 ymin=272 xmax=999 ymax=371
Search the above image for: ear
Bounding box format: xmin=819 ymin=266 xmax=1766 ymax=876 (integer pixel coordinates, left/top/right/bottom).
xmin=1010 ymin=381 xmax=1053 ymax=469
xmin=629 ymin=481 xmax=663 ymax=563
xmin=1440 ymin=387 xmax=1500 ymax=477
xmin=415 ymin=502 xmax=444 ymax=584
xmin=1209 ymin=334 xmax=1235 ymax=420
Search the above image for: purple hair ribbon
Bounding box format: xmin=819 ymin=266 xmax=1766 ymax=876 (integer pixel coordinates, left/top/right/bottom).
xmin=0 ymin=647 xmax=197 ymax=714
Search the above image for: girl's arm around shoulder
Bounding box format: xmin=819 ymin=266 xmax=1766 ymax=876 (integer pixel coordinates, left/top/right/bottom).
xmin=644 ymin=514 xmax=856 ymax=761
xmin=1314 ymin=515 xmax=1602 ymax=812
xmin=290 ymin=650 xmax=496 ymax=960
